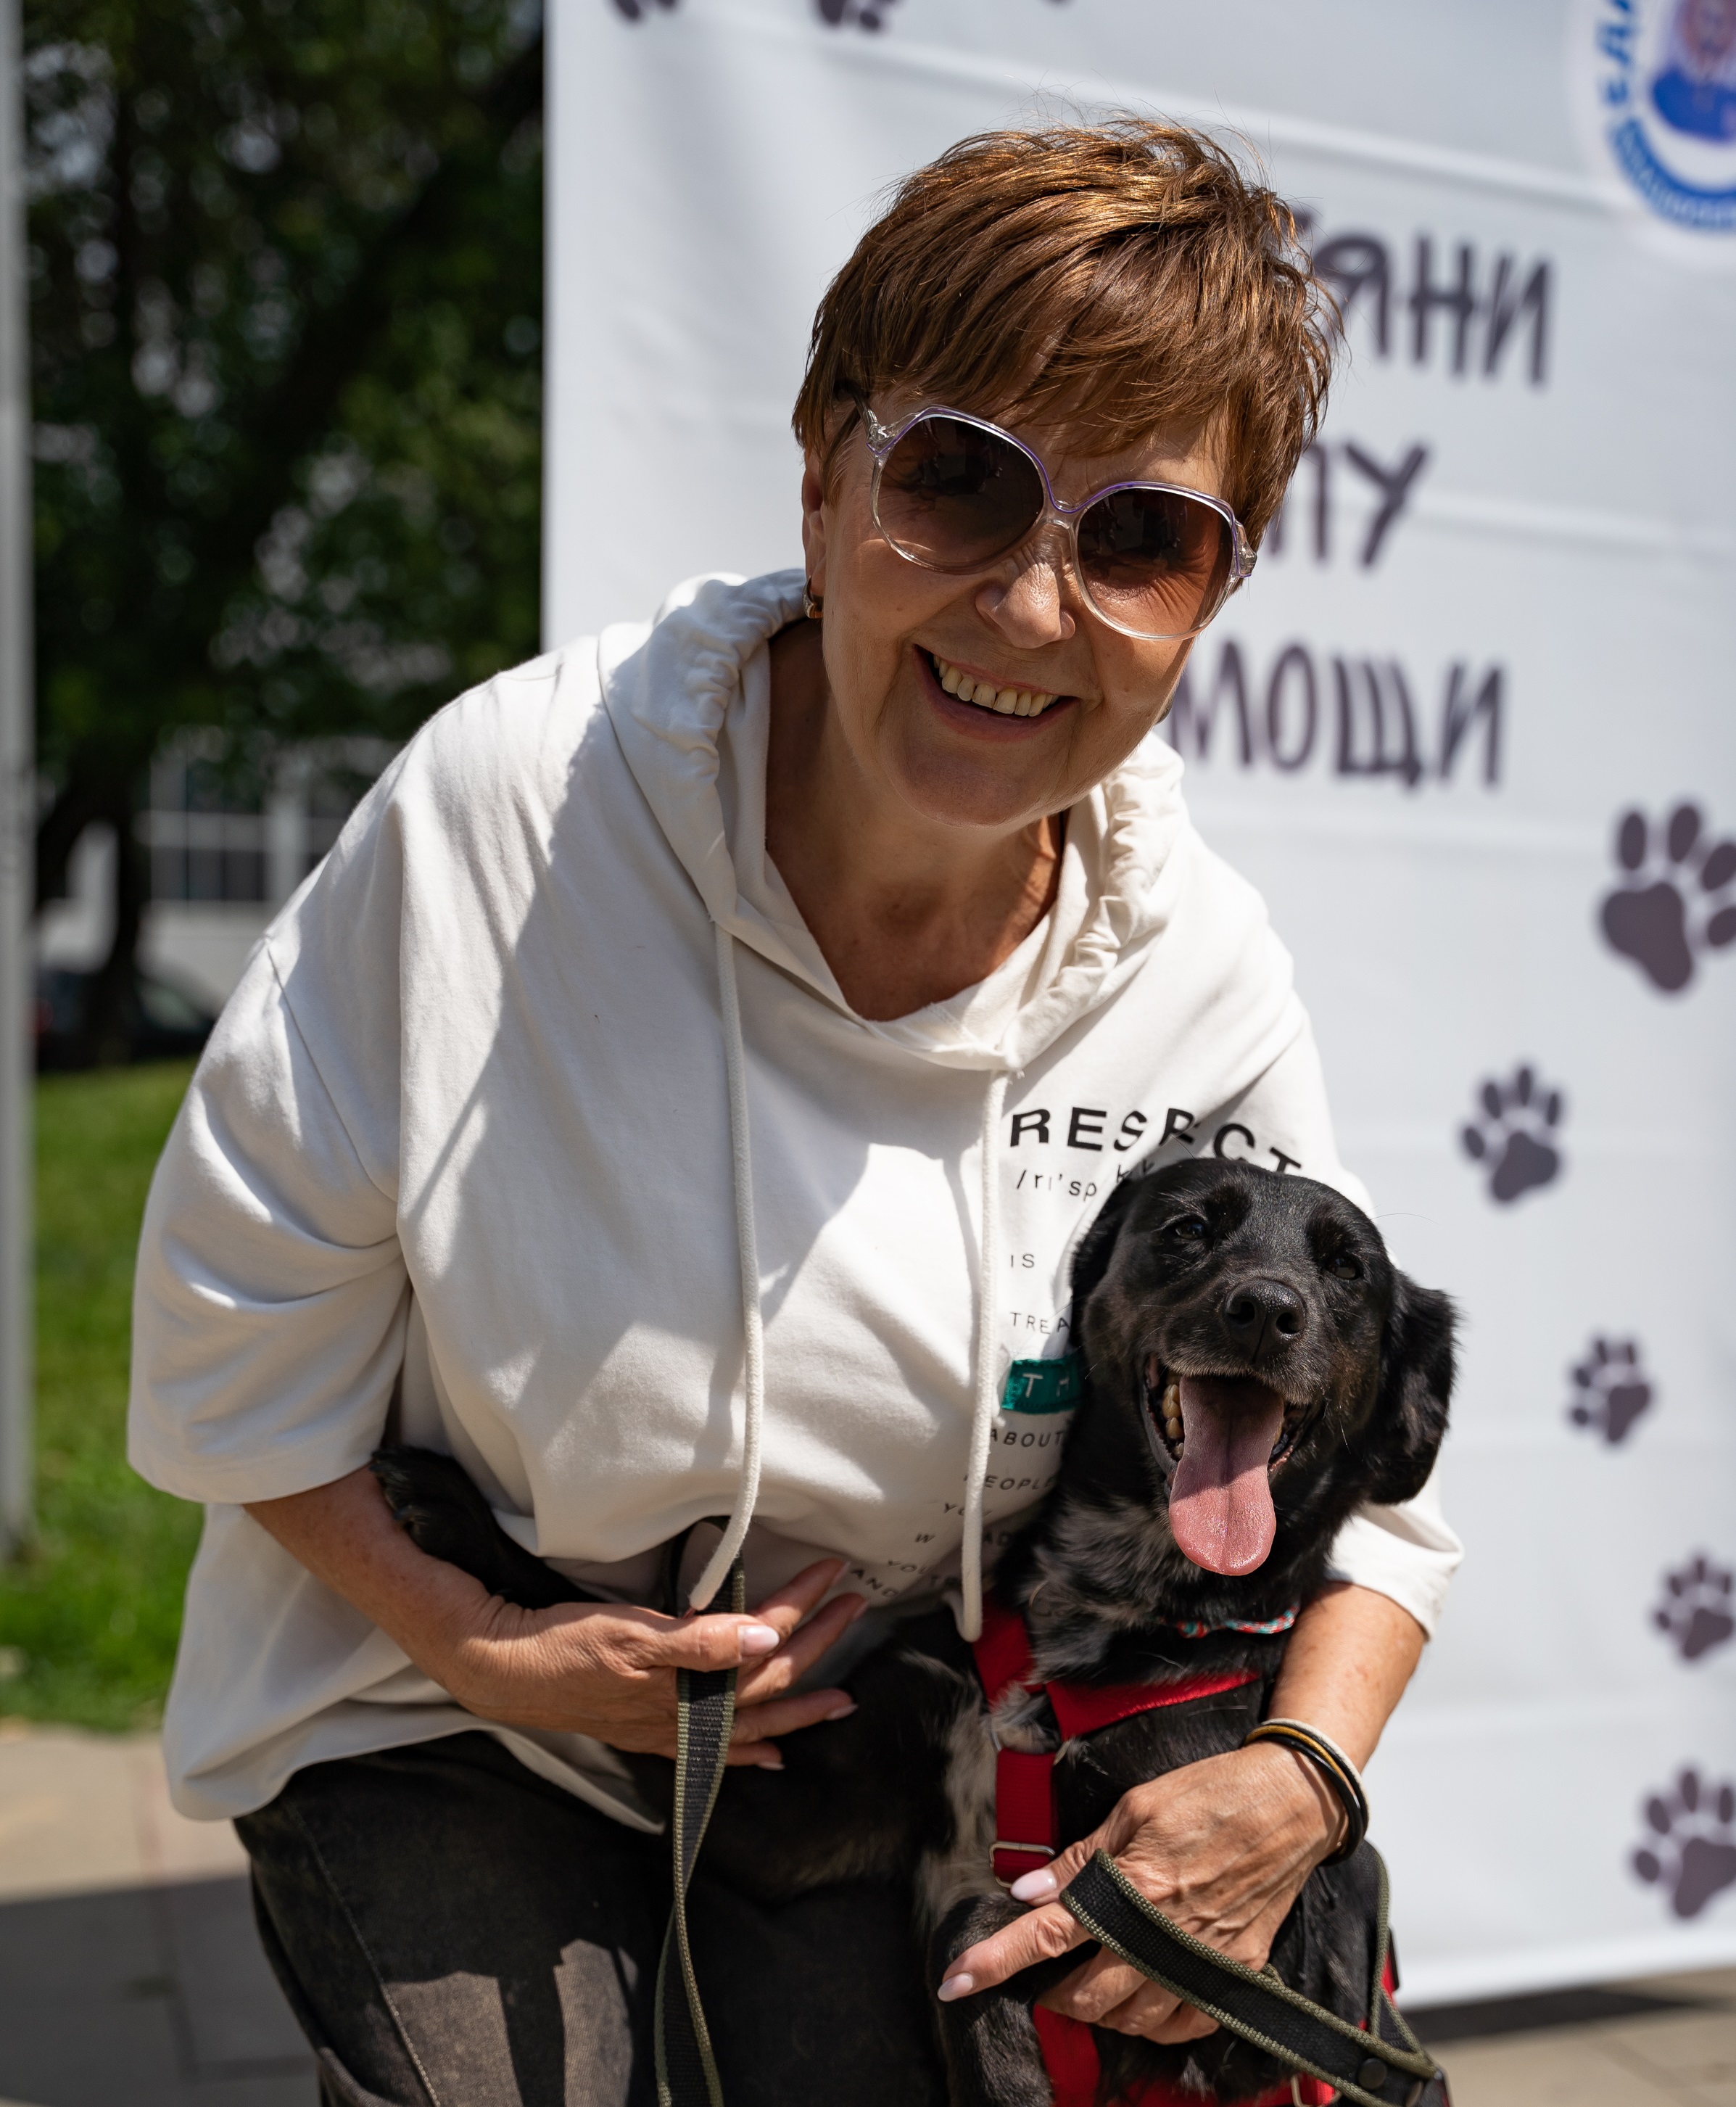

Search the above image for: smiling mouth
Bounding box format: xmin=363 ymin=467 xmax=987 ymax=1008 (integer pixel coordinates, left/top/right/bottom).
xmin=926 ymin=650 xmax=1066 ymax=719
xmin=1141 ymin=1355 xmax=1315 ymax=1576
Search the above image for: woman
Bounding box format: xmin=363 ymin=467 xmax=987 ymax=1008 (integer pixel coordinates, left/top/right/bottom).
xmin=131 ymin=122 xmax=1460 ymax=2106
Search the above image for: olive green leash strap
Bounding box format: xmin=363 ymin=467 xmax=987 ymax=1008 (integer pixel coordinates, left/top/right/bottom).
xmin=1060 ymin=1849 xmax=1450 ymax=2107
xmin=654 ymin=1548 xmax=748 ymax=2107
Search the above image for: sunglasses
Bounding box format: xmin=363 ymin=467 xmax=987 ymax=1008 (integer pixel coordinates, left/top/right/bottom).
xmin=861 ymin=404 xmax=1255 ymax=643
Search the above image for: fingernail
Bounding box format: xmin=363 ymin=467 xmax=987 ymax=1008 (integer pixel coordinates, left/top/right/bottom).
xmin=754 ymin=1750 xmax=784 ymax=1770
xmin=935 ymin=1973 xmax=973 ymax=2003
xmin=824 ymin=1699 xmax=857 ymax=1722
xmin=842 ymin=1594 xmax=868 ymax=1620
xmin=738 ymin=1623 xmax=782 ymax=1657
xmin=1009 ymin=1868 xmax=1058 ymax=1902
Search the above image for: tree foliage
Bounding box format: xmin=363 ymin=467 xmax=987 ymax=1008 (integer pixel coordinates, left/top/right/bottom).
xmin=23 ymin=0 xmax=543 ymax=1052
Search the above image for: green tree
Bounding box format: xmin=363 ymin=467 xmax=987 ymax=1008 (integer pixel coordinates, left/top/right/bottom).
xmin=25 ymin=0 xmax=543 ymax=1058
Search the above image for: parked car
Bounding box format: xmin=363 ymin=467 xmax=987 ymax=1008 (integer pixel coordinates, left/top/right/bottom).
xmin=33 ymin=966 xmax=216 ymax=1071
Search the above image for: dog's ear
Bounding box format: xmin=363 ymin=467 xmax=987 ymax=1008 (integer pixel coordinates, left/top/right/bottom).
xmin=1361 ymin=1273 xmax=1456 ymax=1506
xmin=1068 ymin=1176 xmax=1144 ymax=1324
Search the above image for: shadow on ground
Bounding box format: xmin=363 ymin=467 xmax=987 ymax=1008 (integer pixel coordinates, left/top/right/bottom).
xmin=1408 ymin=1982 xmax=1710 ymax=2045
xmin=0 ymin=1873 xmax=313 ymax=2107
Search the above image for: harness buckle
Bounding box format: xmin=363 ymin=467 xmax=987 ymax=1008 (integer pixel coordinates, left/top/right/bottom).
xmin=991 ymin=1839 xmax=1056 ymax=1889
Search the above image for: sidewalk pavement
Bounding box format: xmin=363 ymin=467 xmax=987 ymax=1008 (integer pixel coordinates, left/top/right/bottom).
xmin=0 ymin=1719 xmax=313 ymax=2107
xmin=0 ymin=1718 xmax=1732 ymax=2106
xmin=1414 ymin=1973 xmax=1736 ymax=2105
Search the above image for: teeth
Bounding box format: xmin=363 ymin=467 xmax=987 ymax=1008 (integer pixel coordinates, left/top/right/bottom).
xmin=931 ymin=653 xmax=1059 ymax=719
xmin=1157 ymin=1377 xmax=1183 ymax=1447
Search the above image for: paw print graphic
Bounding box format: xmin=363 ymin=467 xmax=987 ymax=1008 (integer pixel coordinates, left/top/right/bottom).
xmin=1654 ymin=1556 xmax=1735 ymax=1663
xmin=1600 ymin=803 xmax=1736 ymax=995
xmin=1566 ymin=1336 xmax=1653 ymax=1446
xmin=816 ymin=0 xmax=901 ymax=23
xmin=611 ymin=0 xmax=677 ymax=18
xmin=1460 ymin=1065 xmax=1565 ymax=1204
xmin=1633 ymin=1768 xmax=1736 ymax=1920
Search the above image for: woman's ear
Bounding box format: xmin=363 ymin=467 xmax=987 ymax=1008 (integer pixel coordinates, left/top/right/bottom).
xmin=1068 ymin=1176 xmax=1144 ymax=1327
xmin=1362 ymin=1274 xmax=1456 ymax=1506
xmin=799 ymin=450 xmax=829 ymax=599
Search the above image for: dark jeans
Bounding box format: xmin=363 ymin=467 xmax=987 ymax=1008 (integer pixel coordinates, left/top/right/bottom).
xmin=236 ymin=1731 xmax=948 ymax=2107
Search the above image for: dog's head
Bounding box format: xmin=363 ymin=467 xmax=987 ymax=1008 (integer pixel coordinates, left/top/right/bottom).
xmin=1070 ymin=1160 xmax=1454 ymax=1579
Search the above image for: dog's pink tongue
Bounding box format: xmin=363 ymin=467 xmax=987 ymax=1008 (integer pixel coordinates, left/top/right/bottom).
xmin=1168 ymin=1376 xmax=1287 ymax=1575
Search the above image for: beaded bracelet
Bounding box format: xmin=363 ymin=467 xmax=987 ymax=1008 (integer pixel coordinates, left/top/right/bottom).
xmin=1242 ymin=1717 xmax=1370 ymax=1863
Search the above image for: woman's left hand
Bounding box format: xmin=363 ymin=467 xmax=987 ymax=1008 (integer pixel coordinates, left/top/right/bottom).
xmin=937 ymin=1739 xmax=1344 ymax=2042
xmin=941 ymin=1583 xmax=1427 ymax=2042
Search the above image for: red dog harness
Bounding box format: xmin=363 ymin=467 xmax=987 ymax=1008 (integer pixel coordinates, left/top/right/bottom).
xmin=970 ymin=1597 xmax=1344 ymax=2107
xmin=972 ymin=1595 xmax=1262 ymax=1889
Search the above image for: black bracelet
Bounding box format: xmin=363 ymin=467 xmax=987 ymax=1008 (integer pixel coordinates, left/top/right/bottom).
xmin=1243 ymin=1718 xmax=1370 ymax=1863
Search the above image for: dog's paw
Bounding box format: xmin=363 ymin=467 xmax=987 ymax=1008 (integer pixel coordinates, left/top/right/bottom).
xmin=1633 ymin=1768 xmax=1736 ymax=1921
xmin=368 ymin=1447 xmax=499 ymax=1562
xmin=1459 ymin=1063 xmax=1566 ymax=1204
xmin=1566 ymin=1335 xmax=1653 ymax=1446
xmin=1600 ymin=803 xmax=1736 ymax=995
xmin=1655 ymin=1555 xmax=1735 ymax=1664
xmin=369 ymin=1447 xmax=589 ymax=1612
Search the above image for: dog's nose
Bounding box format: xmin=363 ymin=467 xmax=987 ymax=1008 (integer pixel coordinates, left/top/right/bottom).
xmin=1220 ymin=1277 xmax=1307 ymax=1358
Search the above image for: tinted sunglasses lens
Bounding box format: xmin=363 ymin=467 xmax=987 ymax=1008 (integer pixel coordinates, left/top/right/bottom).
xmin=1077 ymin=487 xmax=1234 ymax=638
xmin=875 ymin=416 xmax=1045 ymax=571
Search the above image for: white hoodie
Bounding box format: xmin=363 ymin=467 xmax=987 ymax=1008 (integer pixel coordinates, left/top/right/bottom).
xmin=130 ymin=570 xmax=1461 ymax=1826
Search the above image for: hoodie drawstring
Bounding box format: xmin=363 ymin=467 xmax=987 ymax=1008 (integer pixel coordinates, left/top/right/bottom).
xmin=689 ymin=925 xmax=766 ymax=1612
xmin=959 ymin=1068 xmax=1009 ymax=1644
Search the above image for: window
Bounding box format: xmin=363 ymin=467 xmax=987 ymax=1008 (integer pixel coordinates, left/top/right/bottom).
xmin=138 ymin=736 xmax=394 ymax=907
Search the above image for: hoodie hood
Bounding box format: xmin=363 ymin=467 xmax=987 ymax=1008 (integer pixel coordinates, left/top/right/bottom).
xmin=599 ymin=569 xmax=1194 ymax=1076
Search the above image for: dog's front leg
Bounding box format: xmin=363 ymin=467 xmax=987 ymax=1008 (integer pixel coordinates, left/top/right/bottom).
xmin=929 ymin=1897 xmax=1079 ymax=2107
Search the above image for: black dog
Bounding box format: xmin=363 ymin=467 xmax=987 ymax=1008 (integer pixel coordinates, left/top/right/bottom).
xmin=372 ymin=1158 xmax=1454 ymax=2106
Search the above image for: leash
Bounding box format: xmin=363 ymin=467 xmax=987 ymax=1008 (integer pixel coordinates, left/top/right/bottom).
xmin=654 ymin=1539 xmax=747 ymax=2107
xmin=1060 ymin=1850 xmax=1448 ymax=2107
xmin=656 ymin=1579 xmax=1450 ymax=2106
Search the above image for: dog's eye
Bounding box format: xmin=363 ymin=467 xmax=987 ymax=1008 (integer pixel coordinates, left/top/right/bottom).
xmin=1326 ymin=1254 xmax=1363 ymax=1281
xmin=1166 ymin=1216 xmax=1209 ymax=1244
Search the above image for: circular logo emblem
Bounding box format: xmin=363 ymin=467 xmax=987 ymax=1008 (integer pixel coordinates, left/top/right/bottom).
xmin=1582 ymin=0 xmax=1736 ymax=233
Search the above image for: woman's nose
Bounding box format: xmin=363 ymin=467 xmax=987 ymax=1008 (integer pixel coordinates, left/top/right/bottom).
xmin=974 ymin=543 xmax=1078 ymax=647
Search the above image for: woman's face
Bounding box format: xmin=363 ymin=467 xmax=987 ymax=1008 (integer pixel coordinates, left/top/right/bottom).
xmin=798 ymin=407 xmax=1226 ymax=836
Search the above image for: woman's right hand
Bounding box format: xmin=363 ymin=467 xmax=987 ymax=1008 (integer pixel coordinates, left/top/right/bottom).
xmin=244 ymin=1464 xmax=867 ymax=1768
xmin=439 ymin=1557 xmax=867 ymax=1766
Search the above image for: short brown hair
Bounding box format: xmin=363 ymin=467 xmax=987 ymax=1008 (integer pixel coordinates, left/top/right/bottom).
xmin=793 ymin=120 xmax=1334 ymax=547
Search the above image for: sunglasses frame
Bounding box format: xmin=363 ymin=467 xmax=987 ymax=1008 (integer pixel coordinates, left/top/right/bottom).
xmin=860 ymin=403 xmax=1257 ymax=643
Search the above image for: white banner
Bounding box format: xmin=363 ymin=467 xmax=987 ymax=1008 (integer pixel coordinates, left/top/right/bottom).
xmin=546 ymin=0 xmax=1736 ymax=2004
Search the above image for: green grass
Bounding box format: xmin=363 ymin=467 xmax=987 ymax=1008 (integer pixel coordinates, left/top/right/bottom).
xmin=0 ymin=1061 xmax=200 ymax=1731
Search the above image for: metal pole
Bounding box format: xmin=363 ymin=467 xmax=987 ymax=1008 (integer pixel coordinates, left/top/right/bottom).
xmin=0 ymin=0 xmax=34 ymax=1556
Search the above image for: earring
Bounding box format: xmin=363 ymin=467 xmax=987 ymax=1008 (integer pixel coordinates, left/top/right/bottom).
xmin=802 ymin=581 xmax=824 ymax=620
